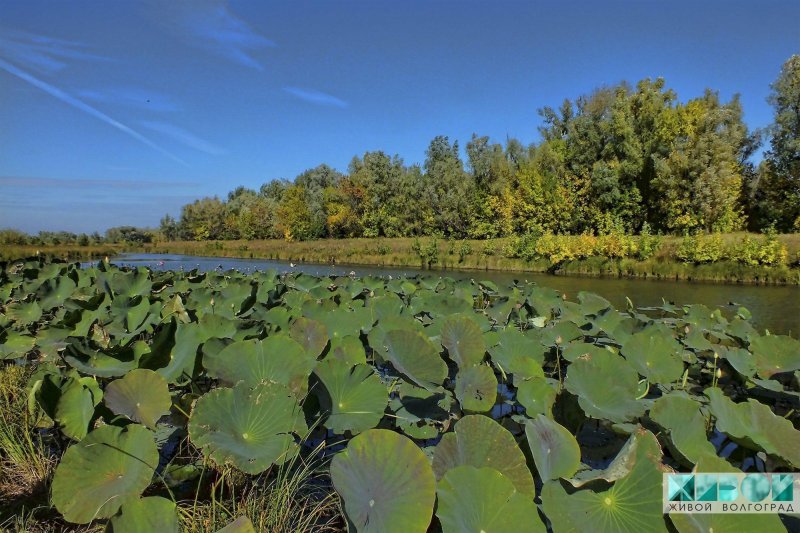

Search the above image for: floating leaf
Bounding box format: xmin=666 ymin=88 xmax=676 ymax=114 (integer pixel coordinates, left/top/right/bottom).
xmin=189 ymin=381 xmax=306 ymax=474
xmin=649 ymin=393 xmax=715 ymax=465
xmin=382 ymin=329 xmax=447 ymax=391
xmin=565 ymin=349 xmax=645 ymax=423
xmin=0 ymin=330 xmax=35 ymax=360
xmin=289 ymin=316 xmax=329 ymax=357
xmin=516 ymin=377 xmax=557 ymax=416
xmin=525 ymin=414 xmax=581 ymax=481
xmin=55 ymin=376 xmax=101 ymax=440
xmin=331 ymin=429 xmax=436 ymax=533
xmin=621 ymin=328 xmax=685 ymax=384
xmin=541 ymin=429 xmax=668 ymax=533
xmin=51 ymin=424 xmax=157 ymax=524
xmin=105 ymin=369 xmax=172 ymax=429
xmin=108 ymin=496 xmax=179 ymax=533
xmin=454 ymin=364 xmax=497 ymax=413
xmin=436 ymin=466 xmax=545 ymax=533
xmin=314 ymin=358 xmax=388 ymax=434
xmin=749 ymin=334 xmax=800 ymax=378
xmin=440 ymin=314 xmax=485 ymax=368
xmin=432 ymin=415 xmax=535 ymax=496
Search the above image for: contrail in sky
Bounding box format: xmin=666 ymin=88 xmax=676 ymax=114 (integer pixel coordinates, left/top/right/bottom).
xmin=0 ymin=58 xmax=186 ymax=165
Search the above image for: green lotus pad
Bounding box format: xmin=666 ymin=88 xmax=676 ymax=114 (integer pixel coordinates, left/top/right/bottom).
xmin=51 ymin=424 xmax=158 ymax=524
xmin=440 ymin=313 xmax=486 ymax=368
xmin=541 ymin=429 xmax=668 ymax=533
xmin=189 ymin=381 xmax=307 ymax=474
xmin=525 ymin=414 xmax=581 ymax=481
xmin=104 ymin=368 xmax=172 ymax=429
xmin=108 ymin=496 xmax=179 ymax=533
xmin=331 ymin=429 xmax=436 ymax=533
xmin=382 ymin=329 xmax=448 ymax=391
xmin=314 ymin=358 xmax=388 ymax=434
xmin=564 ymin=349 xmax=646 ymax=423
xmin=432 ymin=414 xmax=535 ymax=496
xmin=436 ymin=466 xmax=545 ymax=533
xmin=454 ymin=364 xmax=498 ymax=412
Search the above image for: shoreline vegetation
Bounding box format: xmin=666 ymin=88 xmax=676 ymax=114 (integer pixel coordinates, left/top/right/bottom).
xmin=3 ymin=232 xmax=800 ymax=285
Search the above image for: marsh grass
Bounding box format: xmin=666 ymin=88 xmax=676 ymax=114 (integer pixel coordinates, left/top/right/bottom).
xmin=177 ymin=442 xmax=342 ymax=532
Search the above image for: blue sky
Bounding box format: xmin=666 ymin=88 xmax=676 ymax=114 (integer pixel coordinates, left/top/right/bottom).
xmin=1 ymin=0 xmax=799 ymax=234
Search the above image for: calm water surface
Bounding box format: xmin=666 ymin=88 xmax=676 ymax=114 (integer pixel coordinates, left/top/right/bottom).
xmin=102 ymin=253 xmax=800 ymax=336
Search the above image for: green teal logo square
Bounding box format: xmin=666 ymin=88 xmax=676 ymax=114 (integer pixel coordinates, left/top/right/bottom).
xmin=718 ymin=474 xmax=739 ymax=502
xmin=772 ymin=474 xmax=794 ymax=502
xmin=669 ymin=474 xmax=694 ymax=501
xmin=695 ymin=474 xmax=718 ymax=502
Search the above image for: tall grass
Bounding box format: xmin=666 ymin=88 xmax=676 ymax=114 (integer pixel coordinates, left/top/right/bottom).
xmin=177 ymin=442 xmax=342 ymax=532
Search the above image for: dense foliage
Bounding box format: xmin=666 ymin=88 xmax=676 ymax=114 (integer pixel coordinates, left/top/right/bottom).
xmin=2 ymin=257 xmax=799 ymax=531
xmin=162 ymin=56 xmax=800 ymax=242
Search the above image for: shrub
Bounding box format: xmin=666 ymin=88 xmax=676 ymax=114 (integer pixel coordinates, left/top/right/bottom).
xmin=732 ymin=231 xmax=788 ymax=266
xmin=457 ymin=241 xmax=472 ymax=263
xmin=675 ymin=233 xmax=726 ymax=264
xmin=635 ymin=223 xmax=662 ymax=260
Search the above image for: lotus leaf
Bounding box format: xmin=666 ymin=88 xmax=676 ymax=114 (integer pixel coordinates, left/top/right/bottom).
xmin=436 ymin=466 xmax=545 ymax=533
xmin=382 ymin=329 xmax=447 ymax=391
xmin=565 ymin=349 xmax=646 ymax=423
xmin=454 ymin=364 xmax=497 ymax=413
xmin=525 ymin=414 xmax=581 ymax=481
xmin=63 ymin=342 xmax=139 ymax=378
xmin=331 ymin=429 xmax=436 ymax=533
xmin=204 ymin=336 xmax=315 ymax=396
xmin=108 ymin=496 xmax=179 ymax=533
xmin=289 ymin=316 xmax=329 ymax=357
xmin=215 ymin=516 xmax=257 ymax=533
xmin=5 ymin=300 xmax=42 ymax=326
xmin=621 ymin=328 xmax=685 ymax=384
xmin=51 ymin=424 xmax=158 ymax=524
xmin=706 ymin=387 xmax=800 ymax=467
xmin=516 ymin=377 xmax=557 ymax=416
xmin=432 ymin=414 xmax=535 ymax=496
xmin=105 ymin=369 xmax=172 ymax=429
xmin=0 ymin=330 xmax=35 ymax=359
xmin=314 ymin=358 xmax=388 ymax=434
xmin=55 ymin=375 xmax=102 ymax=440
xmin=189 ymin=381 xmax=306 ymax=474
xmin=649 ymin=393 xmax=715 ymax=465
xmin=749 ymin=334 xmax=800 ymax=378
xmin=440 ymin=314 xmax=485 ymax=368
xmin=329 ymin=334 xmax=367 ymax=366
xmin=541 ymin=429 xmax=668 ymax=533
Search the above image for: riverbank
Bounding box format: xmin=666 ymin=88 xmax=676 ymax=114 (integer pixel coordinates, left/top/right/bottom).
xmin=97 ymin=235 xmax=800 ymax=284
xmin=4 ymin=234 xmax=800 ymax=284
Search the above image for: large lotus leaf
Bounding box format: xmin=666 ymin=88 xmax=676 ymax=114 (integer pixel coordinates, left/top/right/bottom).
xmin=541 ymin=429 xmax=668 ymax=533
xmin=540 ymin=320 xmax=584 ymax=347
xmin=706 ymin=387 xmax=800 ymax=467
xmin=110 ymin=296 xmax=151 ymax=334
xmin=315 ymin=307 xmax=374 ymax=340
xmin=717 ymin=346 xmax=756 ymax=378
xmin=204 ymin=336 xmax=315 ymax=396
xmin=51 ymin=424 xmax=158 ymax=524
xmin=649 ymin=393 xmax=715 ymax=465
xmin=329 ymin=334 xmax=368 ymax=366
xmin=577 ymin=291 xmax=612 ymax=316
xmin=561 ymin=342 xmax=613 ymax=363
xmin=103 ymin=268 xmax=152 ymax=298
xmin=34 ymin=326 xmax=71 ymax=359
xmin=525 ymin=414 xmax=581 ymax=481
xmin=454 ymin=364 xmax=497 ymax=413
xmin=157 ymin=316 xmax=237 ymax=383
xmin=749 ymin=334 xmax=800 ymax=378
xmin=436 ymin=466 xmax=545 ymax=533
xmin=289 ymin=316 xmax=329 ymax=358
xmin=366 ymin=293 xmax=404 ymax=320
xmin=440 ymin=314 xmax=485 ymax=368
xmin=516 ymin=377 xmax=557 ymax=416
xmin=104 ymin=369 xmax=172 ymax=429
xmin=314 ymin=358 xmax=388 ymax=434
xmin=37 ymin=275 xmax=77 ymax=311
xmin=189 ymin=381 xmax=306 ymax=474
xmin=564 ymin=349 xmax=645 ymax=423
xmin=621 ymin=328 xmax=685 ymax=384
xmin=412 ymin=293 xmax=472 ymax=317
xmin=5 ymin=300 xmax=42 ymax=326
xmin=432 ymin=415 xmax=535 ymax=496
xmin=0 ymin=330 xmax=35 ymax=359
xmin=487 ymin=329 xmax=546 ymax=380
xmin=330 ymin=429 xmax=436 ymax=533
xmin=682 ymin=327 xmax=716 ymax=353
xmin=161 ymin=294 xmax=190 ymax=323
xmin=63 ymin=342 xmax=139 ymax=378
xmin=108 ymin=496 xmax=179 ymax=533
xmin=55 ymin=376 xmax=102 ymax=440
xmin=382 ymin=329 xmax=447 ymax=391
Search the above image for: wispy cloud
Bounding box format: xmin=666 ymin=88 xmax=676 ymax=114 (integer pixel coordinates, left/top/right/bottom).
xmin=77 ymin=87 xmax=180 ymax=112
xmin=0 ymin=28 xmax=108 ymax=75
xmin=139 ymin=121 xmax=228 ymax=156
xmin=0 ymin=176 xmax=196 ymax=190
xmin=0 ymin=58 xmax=186 ymax=165
xmin=284 ymin=87 xmax=348 ymax=108
xmin=151 ymin=0 xmax=274 ymax=70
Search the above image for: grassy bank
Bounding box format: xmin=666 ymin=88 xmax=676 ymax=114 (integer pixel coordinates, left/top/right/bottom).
xmin=0 ymin=243 xmax=124 ymax=262
xmin=4 ymin=234 xmax=800 ymax=284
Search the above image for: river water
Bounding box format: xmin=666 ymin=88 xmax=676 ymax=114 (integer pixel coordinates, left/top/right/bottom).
xmin=102 ymin=253 xmax=799 ymax=336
